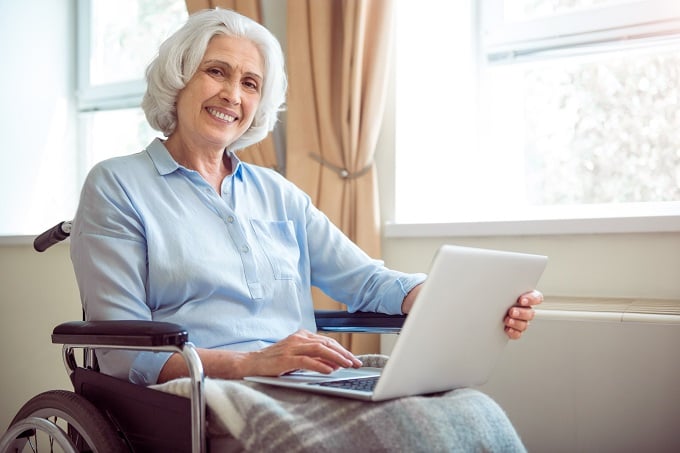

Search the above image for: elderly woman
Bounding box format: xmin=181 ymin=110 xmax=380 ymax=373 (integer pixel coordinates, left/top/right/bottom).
xmin=71 ymin=9 xmax=540 ymax=391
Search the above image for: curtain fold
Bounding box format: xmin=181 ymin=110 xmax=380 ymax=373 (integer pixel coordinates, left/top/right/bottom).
xmin=286 ymin=0 xmax=395 ymax=354
xmin=185 ymin=0 xmax=279 ymax=170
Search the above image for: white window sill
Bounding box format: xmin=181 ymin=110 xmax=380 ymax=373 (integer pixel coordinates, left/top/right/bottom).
xmin=0 ymin=236 xmax=37 ymax=246
xmin=0 ymin=236 xmax=70 ymax=247
xmin=385 ymin=204 xmax=680 ymax=237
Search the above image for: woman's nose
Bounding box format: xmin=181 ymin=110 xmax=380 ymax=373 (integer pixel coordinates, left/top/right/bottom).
xmin=220 ymin=81 xmax=241 ymax=105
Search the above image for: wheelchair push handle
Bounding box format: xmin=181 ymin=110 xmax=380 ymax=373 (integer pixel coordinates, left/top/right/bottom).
xmin=34 ymin=220 xmax=72 ymax=252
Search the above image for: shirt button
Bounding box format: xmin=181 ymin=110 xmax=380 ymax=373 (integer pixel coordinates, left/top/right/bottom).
xmin=241 ymin=245 xmax=250 ymax=253
xmin=226 ymin=216 xmax=234 ymax=223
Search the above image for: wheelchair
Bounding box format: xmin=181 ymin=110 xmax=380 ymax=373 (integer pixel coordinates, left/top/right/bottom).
xmin=0 ymin=221 xmax=406 ymax=453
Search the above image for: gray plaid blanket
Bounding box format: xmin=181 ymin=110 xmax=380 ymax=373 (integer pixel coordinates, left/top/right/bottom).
xmin=152 ymin=355 xmax=526 ymax=452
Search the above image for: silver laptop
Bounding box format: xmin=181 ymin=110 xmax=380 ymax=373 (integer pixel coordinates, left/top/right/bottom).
xmin=245 ymin=244 xmax=548 ymax=401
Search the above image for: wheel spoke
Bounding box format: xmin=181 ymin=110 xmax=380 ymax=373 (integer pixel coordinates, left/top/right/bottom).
xmin=49 ymin=416 xmax=57 ymax=452
xmin=5 ymin=390 xmax=126 ymax=452
xmin=28 ymin=435 xmax=37 ymax=452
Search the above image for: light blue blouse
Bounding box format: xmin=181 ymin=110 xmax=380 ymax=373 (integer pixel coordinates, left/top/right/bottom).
xmin=70 ymin=138 xmax=426 ymax=385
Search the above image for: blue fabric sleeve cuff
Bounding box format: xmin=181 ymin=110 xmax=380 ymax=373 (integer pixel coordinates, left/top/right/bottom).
xmin=376 ymin=272 xmax=427 ymax=315
xmin=130 ymin=351 xmax=173 ymax=386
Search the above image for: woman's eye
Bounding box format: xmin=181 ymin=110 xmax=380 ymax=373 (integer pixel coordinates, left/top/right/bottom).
xmin=243 ymin=80 xmax=259 ymax=91
xmin=207 ymin=68 xmax=224 ymax=77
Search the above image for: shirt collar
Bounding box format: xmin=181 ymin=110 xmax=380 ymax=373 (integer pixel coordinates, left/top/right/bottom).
xmin=146 ymin=137 xmax=244 ymax=180
xmin=229 ymin=151 xmax=245 ymax=180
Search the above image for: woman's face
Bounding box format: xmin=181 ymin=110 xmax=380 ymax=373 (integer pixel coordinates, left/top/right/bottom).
xmin=173 ymin=34 xmax=264 ymax=150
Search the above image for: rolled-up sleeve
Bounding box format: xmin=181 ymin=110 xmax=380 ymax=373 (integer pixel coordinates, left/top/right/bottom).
xmin=304 ymin=202 xmax=427 ymax=315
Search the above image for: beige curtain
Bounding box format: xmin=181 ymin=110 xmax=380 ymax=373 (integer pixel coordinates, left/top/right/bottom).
xmin=286 ymin=0 xmax=395 ymax=354
xmin=185 ymin=0 xmax=279 ymax=170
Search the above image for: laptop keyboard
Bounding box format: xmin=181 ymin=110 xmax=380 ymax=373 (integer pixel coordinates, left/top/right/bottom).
xmin=312 ymin=376 xmax=379 ymax=393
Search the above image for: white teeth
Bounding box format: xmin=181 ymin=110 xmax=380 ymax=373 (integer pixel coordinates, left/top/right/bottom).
xmin=208 ymin=108 xmax=235 ymax=122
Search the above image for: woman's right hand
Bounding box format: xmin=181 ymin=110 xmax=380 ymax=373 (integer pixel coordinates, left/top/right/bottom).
xmin=158 ymin=329 xmax=362 ymax=383
xmin=245 ymin=329 xmax=363 ymax=376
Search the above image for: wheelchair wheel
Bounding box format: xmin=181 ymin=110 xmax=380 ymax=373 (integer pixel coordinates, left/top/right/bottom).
xmin=2 ymin=390 xmax=128 ymax=453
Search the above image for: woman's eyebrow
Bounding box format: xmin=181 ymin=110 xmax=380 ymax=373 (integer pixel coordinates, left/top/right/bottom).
xmin=203 ymin=59 xmax=263 ymax=81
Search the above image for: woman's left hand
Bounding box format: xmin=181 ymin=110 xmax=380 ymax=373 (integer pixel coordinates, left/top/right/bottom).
xmin=504 ymin=290 xmax=543 ymax=339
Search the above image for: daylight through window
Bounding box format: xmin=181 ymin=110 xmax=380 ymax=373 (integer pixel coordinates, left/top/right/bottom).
xmin=394 ymin=0 xmax=680 ymax=228
xmin=77 ymin=0 xmax=187 ymax=179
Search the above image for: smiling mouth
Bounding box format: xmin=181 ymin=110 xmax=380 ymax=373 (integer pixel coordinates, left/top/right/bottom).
xmin=207 ymin=108 xmax=236 ymax=123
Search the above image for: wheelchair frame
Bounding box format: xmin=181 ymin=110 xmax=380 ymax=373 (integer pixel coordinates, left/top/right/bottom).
xmin=0 ymin=222 xmax=406 ymax=452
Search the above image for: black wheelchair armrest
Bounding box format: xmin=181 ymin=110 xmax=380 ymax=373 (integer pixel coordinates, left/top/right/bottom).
xmin=314 ymin=310 xmax=406 ymax=333
xmin=51 ymin=311 xmax=404 ymax=348
xmin=52 ymin=320 xmax=189 ymax=347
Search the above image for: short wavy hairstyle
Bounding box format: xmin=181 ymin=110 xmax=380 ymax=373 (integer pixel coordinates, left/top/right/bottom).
xmin=142 ymin=8 xmax=287 ymax=152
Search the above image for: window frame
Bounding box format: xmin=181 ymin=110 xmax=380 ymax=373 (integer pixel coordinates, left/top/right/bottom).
xmin=76 ymin=0 xmax=147 ymax=112
xmin=384 ymin=201 xmax=680 ymax=237
xmin=482 ymin=0 xmax=680 ymax=61
xmin=73 ymin=0 xmax=191 ymax=184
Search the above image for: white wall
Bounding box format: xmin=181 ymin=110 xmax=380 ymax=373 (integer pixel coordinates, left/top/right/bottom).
xmin=480 ymin=318 xmax=680 ymax=452
xmin=0 ymin=244 xmax=79 ymax=431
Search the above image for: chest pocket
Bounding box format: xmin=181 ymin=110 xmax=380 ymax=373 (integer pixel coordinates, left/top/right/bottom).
xmin=250 ymin=219 xmax=300 ymax=280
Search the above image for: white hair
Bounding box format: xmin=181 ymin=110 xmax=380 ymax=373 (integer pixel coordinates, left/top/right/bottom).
xmin=141 ymin=8 xmax=286 ymax=152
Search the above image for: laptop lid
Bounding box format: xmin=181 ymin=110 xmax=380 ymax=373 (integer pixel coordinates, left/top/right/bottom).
xmin=245 ymin=244 xmax=548 ymax=401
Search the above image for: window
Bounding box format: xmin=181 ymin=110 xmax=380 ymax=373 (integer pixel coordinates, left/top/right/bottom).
xmin=393 ymin=0 xmax=680 ymax=233
xmin=0 ymin=1 xmax=77 ymax=237
xmin=0 ymin=1 xmax=188 ymax=237
xmin=77 ymin=0 xmax=187 ymax=175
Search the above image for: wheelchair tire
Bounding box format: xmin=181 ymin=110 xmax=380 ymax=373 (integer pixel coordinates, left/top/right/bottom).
xmin=4 ymin=389 xmax=128 ymax=453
